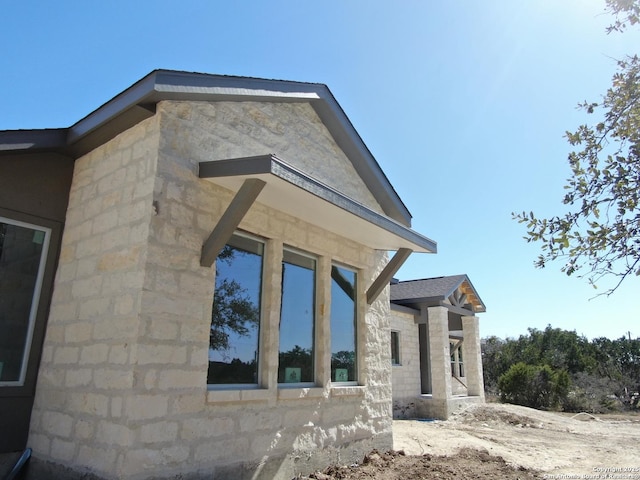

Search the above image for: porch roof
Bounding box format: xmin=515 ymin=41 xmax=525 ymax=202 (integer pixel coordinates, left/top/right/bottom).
xmin=390 ymin=274 xmax=486 ymax=313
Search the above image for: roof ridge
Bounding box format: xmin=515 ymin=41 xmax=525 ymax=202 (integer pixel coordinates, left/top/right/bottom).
xmin=394 ymin=274 xmax=466 ymax=284
xmin=152 ymin=68 xmax=326 ymax=87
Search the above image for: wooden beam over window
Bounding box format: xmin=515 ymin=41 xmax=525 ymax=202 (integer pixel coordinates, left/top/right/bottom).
xmin=366 ymin=248 xmax=412 ymax=305
xmin=200 ymin=178 xmax=266 ymax=267
xmin=198 ymin=155 xmax=438 ymax=254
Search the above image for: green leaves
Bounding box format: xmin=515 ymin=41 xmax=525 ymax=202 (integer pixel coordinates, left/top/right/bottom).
xmin=605 ymin=0 xmax=640 ymax=35
xmin=513 ymin=5 xmax=640 ymax=295
xmin=498 ymin=362 xmax=570 ymax=410
xmin=484 ymin=326 xmax=640 ymax=411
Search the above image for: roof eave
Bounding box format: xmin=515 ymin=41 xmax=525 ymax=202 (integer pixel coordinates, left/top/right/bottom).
xmin=0 ymin=129 xmax=68 ymax=154
xmin=199 ymin=154 xmax=437 ymax=253
xmin=459 ymin=276 xmax=487 ymax=313
xmin=0 ymin=70 xmax=414 ymax=225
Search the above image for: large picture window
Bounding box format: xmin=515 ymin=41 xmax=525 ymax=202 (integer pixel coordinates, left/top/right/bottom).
xmin=330 ymin=265 xmax=357 ymax=383
xmin=0 ymin=217 xmax=50 ymax=386
xmin=278 ymin=248 xmax=316 ymax=385
xmin=208 ymin=233 xmax=263 ymax=386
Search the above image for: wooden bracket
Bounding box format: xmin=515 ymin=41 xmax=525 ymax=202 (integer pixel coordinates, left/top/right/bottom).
xmin=366 ymin=248 xmax=412 ymax=305
xmin=200 ymin=178 xmax=266 ymax=267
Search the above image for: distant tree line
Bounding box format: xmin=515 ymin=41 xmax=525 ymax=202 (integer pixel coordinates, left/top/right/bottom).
xmin=482 ymin=325 xmax=640 ymax=412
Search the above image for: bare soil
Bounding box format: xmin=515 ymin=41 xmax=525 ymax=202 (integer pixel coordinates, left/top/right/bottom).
xmin=296 ymin=403 xmax=640 ymax=479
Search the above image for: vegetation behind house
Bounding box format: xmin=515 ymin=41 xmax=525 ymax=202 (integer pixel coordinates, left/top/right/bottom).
xmin=482 ymin=325 xmax=640 ymax=412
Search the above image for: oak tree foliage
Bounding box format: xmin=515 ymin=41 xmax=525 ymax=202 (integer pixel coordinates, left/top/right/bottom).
xmin=483 ymin=325 xmax=640 ymax=412
xmin=498 ymin=362 xmax=570 ymax=410
xmin=514 ymin=0 xmax=640 ymax=294
xmin=210 ymin=245 xmax=259 ymax=355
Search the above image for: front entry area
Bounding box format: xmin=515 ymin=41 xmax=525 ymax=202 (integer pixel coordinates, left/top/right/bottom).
xmin=390 ymin=275 xmax=487 ymax=419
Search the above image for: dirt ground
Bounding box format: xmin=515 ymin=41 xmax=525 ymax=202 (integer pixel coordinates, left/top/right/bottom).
xmin=296 ymin=402 xmax=640 ymax=479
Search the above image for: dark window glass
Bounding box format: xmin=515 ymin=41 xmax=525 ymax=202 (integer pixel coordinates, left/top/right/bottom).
xmin=0 ymin=219 xmax=48 ymax=385
xmin=390 ymin=331 xmax=400 ymax=366
xmin=450 ymin=342 xmax=456 ymax=377
xmin=450 ymin=341 xmax=465 ymax=378
xmin=330 ymin=265 xmax=357 ymax=382
xmin=278 ymin=249 xmax=315 ymax=384
xmin=208 ymin=234 xmax=263 ymax=386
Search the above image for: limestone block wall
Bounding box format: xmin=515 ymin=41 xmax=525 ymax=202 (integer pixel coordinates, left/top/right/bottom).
xmin=451 ymin=376 xmax=468 ymax=395
xmin=390 ymin=307 xmax=421 ymax=418
xmin=29 ymin=100 xmax=395 ymax=479
xmin=415 ymin=306 xmax=453 ymax=420
xmin=160 ymin=100 xmax=382 ymax=212
xmin=28 ymin=115 xmax=160 ymax=473
xmin=128 ymin=100 xmax=393 ymax=478
xmin=462 ymin=316 xmax=485 ymax=399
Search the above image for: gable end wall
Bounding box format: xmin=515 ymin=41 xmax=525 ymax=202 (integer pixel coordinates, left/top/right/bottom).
xmin=28 ymin=100 xmax=394 ymax=479
xmin=159 ymin=100 xmax=384 ymax=213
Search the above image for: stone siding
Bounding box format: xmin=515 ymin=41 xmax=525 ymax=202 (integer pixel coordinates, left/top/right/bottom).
xmin=29 ymin=100 xmax=393 ymax=479
xmin=390 ymin=307 xmax=421 ymax=418
xmin=160 ymin=100 xmax=382 ymax=212
xmin=28 ymin=114 xmax=160 ymax=476
xmin=462 ymin=315 xmax=485 ymax=399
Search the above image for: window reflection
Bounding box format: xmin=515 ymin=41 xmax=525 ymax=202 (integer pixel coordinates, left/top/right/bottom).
xmin=330 ymin=265 xmax=357 ymax=382
xmin=278 ymin=249 xmax=315 ymax=384
xmin=0 ymin=219 xmax=49 ymax=385
xmin=208 ymin=234 xmax=263 ymax=386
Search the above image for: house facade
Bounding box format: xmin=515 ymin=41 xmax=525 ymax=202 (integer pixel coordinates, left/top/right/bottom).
xmin=0 ymin=71 xmax=437 ymax=479
xmin=390 ymin=275 xmax=486 ymax=420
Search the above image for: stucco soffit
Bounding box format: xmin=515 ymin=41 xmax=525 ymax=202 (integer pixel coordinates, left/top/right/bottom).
xmin=198 ymin=154 xmax=437 ymax=254
xmin=0 ymin=129 xmax=68 ymax=154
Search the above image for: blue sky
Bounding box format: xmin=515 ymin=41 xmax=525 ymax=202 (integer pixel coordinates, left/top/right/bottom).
xmin=2 ymin=0 xmax=638 ymax=340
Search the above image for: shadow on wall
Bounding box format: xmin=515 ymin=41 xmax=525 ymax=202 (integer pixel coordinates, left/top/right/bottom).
xmin=5 ymin=397 xmax=389 ymax=480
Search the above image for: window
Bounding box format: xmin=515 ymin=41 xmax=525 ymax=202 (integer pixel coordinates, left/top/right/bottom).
xmin=390 ymin=331 xmax=401 ymax=366
xmin=278 ymin=248 xmax=316 ymax=385
xmin=450 ymin=341 xmax=464 ymax=378
xmin=330 ymin=265 xmax=357 ymax=382
xmin=0 ymin=217 xmax=50 ymax=386
xmin=450 ymin=342 xmax=456 ymax=377
xmin=208 ymin=233 xmax=263 ymax=386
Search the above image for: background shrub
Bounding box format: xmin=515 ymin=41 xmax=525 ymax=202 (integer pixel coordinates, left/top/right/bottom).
xmin=498 ymin=362 xmax=569 ymax=410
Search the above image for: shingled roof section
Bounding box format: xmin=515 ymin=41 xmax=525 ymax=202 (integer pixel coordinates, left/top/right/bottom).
xmin=390 ymin=275 xmax=467 ymax=300
xmin=390 ymin=274 xmax=486 ymax=313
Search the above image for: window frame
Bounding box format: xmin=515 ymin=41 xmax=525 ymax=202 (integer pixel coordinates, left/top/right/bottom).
xmin=205 ymin=232 xmax=370 ymax=397
xmin=207 ymin=231 xmax=265 ymax=390
xmin=449 ymin=340 xmax=464 ymax=378
xmin=0 ymin=216 xmax=51 ymax=387
xmin=330 ymin=262 xmax=358 ymax=385
xmin=278 ymin=246 xmax=317 ymax=388
xmin=390 ymin=330 xmax=401 ymax=366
